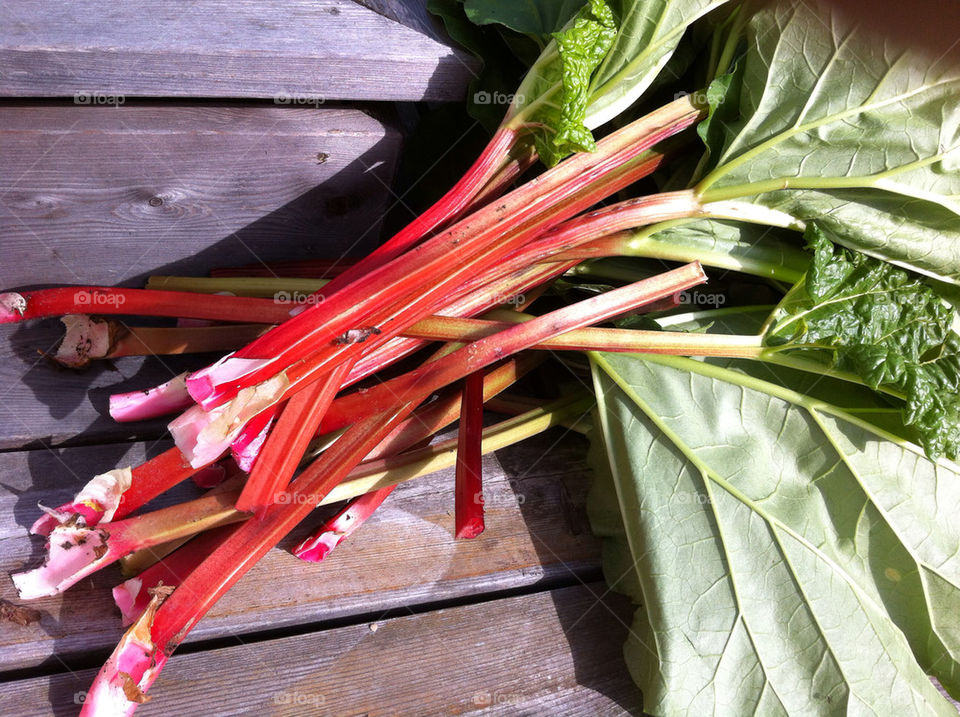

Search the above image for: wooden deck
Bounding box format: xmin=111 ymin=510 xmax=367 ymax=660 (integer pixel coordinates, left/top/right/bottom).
xmin=0 ymin=2 xmax=644 ymax=714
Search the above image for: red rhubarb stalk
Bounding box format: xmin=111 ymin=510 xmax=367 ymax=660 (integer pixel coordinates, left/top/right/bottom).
xmin=454 ymin=371 xmax=485 ymax=539
xmin=292 ymin=486 xmax=395 ymax=562
xmin=191 ymin=149 xmax=672 ymax=417
xmin=115 ymin=447 xmax=215 ymax=519
xmin=0 ymin=288 xmax=290 ymax=324
xmin=93 ymin=263 xmax=708 ymax=706
xmin=112 ymin=524 xmax=239 ymax=626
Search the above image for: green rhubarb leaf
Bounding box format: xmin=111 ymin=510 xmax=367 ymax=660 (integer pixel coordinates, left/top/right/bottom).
xmin=589 ymin=350 xmax=960 ymax=714
xmin=509 ymin=0 xmax=734 ymax=166
xmin=463 ymin=0 xmax=587 ymax=40
xmin=427 ymin=0 xmax=532 ymax=130
xmin=693 ymin=0 xmax=960 ymax=282
xmin=509 ymin=0 xmax=617 ymax=166
xmin=584 ymin=0 xmax=734 ymax=128
xmin=763 ymin=225 xmax=960 ymax=460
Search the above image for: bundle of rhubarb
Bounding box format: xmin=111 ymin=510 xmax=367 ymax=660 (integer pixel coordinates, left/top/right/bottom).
xmin=5 ymin=0 xmax=960 ymax=713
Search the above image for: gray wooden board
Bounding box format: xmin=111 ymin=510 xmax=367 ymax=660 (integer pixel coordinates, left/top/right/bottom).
xmin=0 ymin=0 xmax=477 ymax=101
xmin=0 ymin=430 xmax=603 ymax=673
xmin=0 ymin=104 xmax=402 ymax=449
xmin=0 ymin=584 xmax=643 ymax=716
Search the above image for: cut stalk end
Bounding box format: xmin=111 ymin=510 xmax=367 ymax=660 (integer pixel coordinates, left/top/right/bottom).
xmin=80 ymin=591 xmax=169 ymax=716
xmin=0 ymin=292 xmax=26 ymax=323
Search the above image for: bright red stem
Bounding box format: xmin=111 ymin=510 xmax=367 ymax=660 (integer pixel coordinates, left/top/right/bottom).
xmin=0 ymin=287 xmax=289 ymax=324
xmin=212 ymin=149 xmax=665 ymax=408
xmin=454 ymin=371 xmax=485 ymax=539
xmin=292 ymin=486 xmax=395 ymax=562
xmin=115 ymin=447 xmax=209 ymax=520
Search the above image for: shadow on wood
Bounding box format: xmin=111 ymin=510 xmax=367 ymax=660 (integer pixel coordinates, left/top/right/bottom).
xmin=0 ymin=102 xmax=403 ymax=450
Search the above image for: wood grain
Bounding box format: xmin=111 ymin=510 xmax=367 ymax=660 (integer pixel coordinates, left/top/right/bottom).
xmin=0 ymin=584 xmax=643 ymax=716
xmin=0 ymin=430 xmax=603 ymax=673
xmin=0 ymin=0 xmax=476 ymax=101
xmin=0 ymin=104 xmax=401 ymax=449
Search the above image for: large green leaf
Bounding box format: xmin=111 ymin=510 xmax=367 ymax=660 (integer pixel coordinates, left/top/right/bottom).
xmin=693 ymin=0 xmax=960 ymax=282
xmin=763 ymin=225 xmax=960 ymax=459
xmin=463 ymin=0 xmax=586 ymax=38
xmin=508 ymin=0 xmax=733 ymax=165
xmin=589 ymin=350 xmax=960 ymax=714
xmin=585 ymin=0 xmax=733 ymax=128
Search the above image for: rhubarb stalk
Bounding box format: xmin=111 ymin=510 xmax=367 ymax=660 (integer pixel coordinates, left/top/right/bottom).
xmin=13 ymin=487 xmax=243 ymax=599
xmin=454 ymin=371 xmax=485 ymax=539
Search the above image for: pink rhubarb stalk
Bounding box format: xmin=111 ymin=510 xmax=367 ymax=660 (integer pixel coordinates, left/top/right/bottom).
xmin=184 ymin=100 xmax=701 ymax=409
xmin=293 ymin=486 xmax=395 ymax=562
xmin=13 ymin=489 xmax=243 ymax=599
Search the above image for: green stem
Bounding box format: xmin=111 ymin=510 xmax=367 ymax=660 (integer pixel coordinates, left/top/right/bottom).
xmin=712 ymin=5 xmax=746 ymax=80
xmin=320 ymin=395 xmax=595 ymax=503
xmin=697 ymin=154 xmax=950 ymax=204
xmin=592 ymin=350 xmax=939 ymax=466
xmin=146 ymin=276 xmax=328 ymax=298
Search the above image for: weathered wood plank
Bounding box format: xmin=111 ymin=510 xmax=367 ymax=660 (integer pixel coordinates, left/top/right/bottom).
xmin=0 ymin=104 xmax=401 ymax=448
xmin=0 ymin=584 xmax=643 ymax=716
xmin=0 ymin=0 xmax=476 ymax=101
xmin=0 ymin=430 xmax=602 ymax=673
